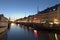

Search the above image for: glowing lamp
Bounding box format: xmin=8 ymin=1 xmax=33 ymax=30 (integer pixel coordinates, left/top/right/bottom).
xmin=54 ymin=19 xmax=59 ymax=24
xmin=34 ymin=18 xmax=37 ymax=20
xmin=49 ymin=22 xmax=53 ymax=24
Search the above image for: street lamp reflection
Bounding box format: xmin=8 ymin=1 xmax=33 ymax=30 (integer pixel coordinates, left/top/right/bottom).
xmin=55 ymin=33 xmax=58 ymax=40
xmin=11 ymin=23 xmax=15 ymax=26
xmin=33 ymin=30 xmax=38 ymax=40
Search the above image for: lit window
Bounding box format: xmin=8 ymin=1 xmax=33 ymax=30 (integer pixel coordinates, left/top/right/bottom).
xmin=53 ymin=9 xmax=56 ymax=11
xmin=49 ymin=22 xmax=53 ymax=24
xmin=34 ymin=18 xmax=37 ymax=20
xmin=54 ymin=19 xmax=59 ymax=24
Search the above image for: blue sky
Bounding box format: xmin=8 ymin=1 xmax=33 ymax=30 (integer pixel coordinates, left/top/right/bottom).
xmin=0 ymin=0 xmax=60 ymax=20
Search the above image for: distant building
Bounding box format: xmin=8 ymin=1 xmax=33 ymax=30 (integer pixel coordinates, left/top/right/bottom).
xmin=16 ymin=17 xmax=28 ymax=23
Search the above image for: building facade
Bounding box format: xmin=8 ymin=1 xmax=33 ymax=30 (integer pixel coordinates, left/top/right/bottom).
xmin=32 ymin=4 xmax=60 ymax=24
xmin=16 ymin=4 xmax=60 ymax=25
xmin=0 ymin=14 xmax=8 ymax=27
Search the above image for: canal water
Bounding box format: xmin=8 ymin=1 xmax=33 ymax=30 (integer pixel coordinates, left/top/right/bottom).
xmin=0 ymin=23 xmax=60 ymax=40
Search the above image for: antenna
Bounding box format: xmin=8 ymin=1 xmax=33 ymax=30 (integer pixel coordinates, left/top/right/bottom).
xmin=25 ymin=12 xmax=26 ymax=17
xmin=9 ymin=17 xmax=10 ymax=21
xmin=37 ymin=6 xmax=39 ymax=13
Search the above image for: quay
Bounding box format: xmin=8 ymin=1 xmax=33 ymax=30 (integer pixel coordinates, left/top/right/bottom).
xmin=16 ymin=22 xmax=60 ymax=32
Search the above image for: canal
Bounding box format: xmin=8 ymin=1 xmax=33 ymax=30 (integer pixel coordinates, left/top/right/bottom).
xmin=0 ymin=23 xmax=60 ymax=40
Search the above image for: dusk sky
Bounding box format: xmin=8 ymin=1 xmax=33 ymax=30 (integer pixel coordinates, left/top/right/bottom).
xmin=0 ymin=0 xmax=60 ymax=20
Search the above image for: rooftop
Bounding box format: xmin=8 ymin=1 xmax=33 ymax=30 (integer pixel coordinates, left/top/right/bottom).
xmin=38 ymin=4 xmax=60 ymax=14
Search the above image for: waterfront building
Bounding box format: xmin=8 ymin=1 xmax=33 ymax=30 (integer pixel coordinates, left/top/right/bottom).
xmin=16 ymin=4 xmax=60 ymax=25
xmin=28 ymin=15 xmax=34 ymax=23
xmin=0 ymin=14 xmax=8 ymax=27
xmin=32 ymin=4 xmax=60 ymax=24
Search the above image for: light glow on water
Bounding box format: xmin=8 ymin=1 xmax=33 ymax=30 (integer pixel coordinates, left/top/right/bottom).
xmin=11 ymin=23 xmax=15 ymax=26
xmin=34 ymin=30 xmax=38 ymax=38
xmin=55 ymin=33 xmax=58 ymax=40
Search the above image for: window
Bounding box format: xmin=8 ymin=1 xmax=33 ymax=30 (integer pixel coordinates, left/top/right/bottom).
xmin=53 ymin=9 xmax=56 ymax=11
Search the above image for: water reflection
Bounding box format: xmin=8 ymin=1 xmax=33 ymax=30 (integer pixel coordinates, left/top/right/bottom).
xmin=7 ymin=23 xmax=60 ymax=40
xmin=55 ymin=33 xmax=58 ymax=40
xmin=33 ymin=30 xmax=38 ymax=38
xmin=0 ymin=31 xmax=7 ymax=40
xmin=19 ymin=24 xmax=60 ymax=40
xmin=11 ymin=23 xmax=15 ymax=26
xmin=33 ymin=30 xmax=38 ymax=40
